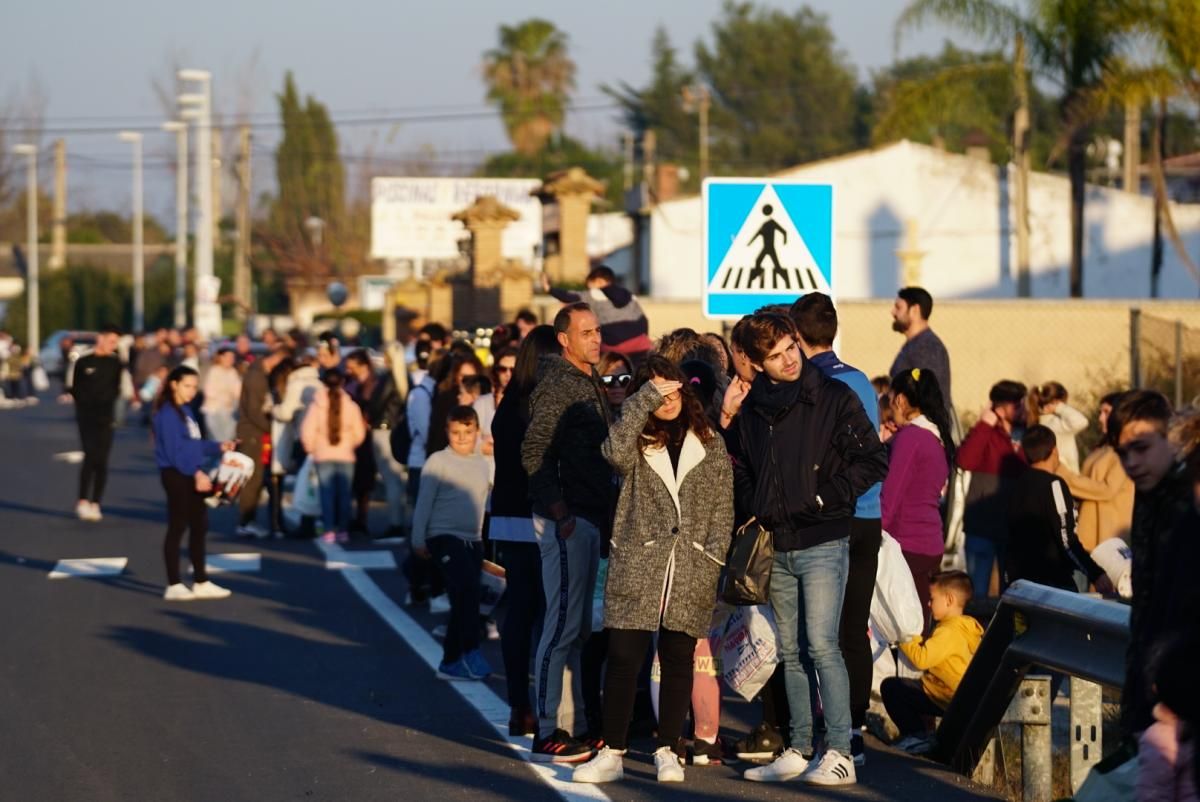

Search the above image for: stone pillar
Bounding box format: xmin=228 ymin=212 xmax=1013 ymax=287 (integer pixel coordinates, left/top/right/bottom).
xmin=452 ymin=195 xmax=521 ymax=288
xmin=536 ymin=167 xmax=604 ymax=285
xmin=896 ymin=218 xmax=926 ymax=287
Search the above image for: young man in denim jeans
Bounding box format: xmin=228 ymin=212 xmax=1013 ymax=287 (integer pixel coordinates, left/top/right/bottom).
xmin=730 ymin=313 xmax=887 ymax=786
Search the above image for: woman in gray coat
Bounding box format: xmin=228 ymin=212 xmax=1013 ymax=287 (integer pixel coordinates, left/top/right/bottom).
xmin=573 ymin=356 xmax=735 ymax=785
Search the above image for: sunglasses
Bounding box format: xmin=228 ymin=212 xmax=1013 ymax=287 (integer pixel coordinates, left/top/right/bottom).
xmin=495 ymin=366 xmax=513 ymax=374
xmin=601 ymin=373 xmax=632 ymax=388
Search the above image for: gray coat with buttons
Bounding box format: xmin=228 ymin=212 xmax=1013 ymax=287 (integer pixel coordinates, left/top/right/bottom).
xmin=600 ymin=382 xmax=735 ymax=639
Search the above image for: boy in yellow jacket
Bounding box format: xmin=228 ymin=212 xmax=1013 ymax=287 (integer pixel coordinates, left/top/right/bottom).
xmin=882 ymin=570 xmax=984 ymax=752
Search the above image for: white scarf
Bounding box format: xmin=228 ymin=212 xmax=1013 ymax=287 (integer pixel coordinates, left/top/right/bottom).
xmin=907 ymin=413 xmax=943 ymax=443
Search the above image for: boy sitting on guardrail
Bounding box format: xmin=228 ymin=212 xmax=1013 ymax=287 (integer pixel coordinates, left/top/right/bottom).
xmin=881 ymin=571 xmax=983 ymax=753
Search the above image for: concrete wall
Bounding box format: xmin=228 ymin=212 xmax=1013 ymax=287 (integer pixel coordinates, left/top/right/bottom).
xmin=637 ymin=297 xmax=1200 ymax=416
xmin=646 ymin=140 xmax=1200 ymax=301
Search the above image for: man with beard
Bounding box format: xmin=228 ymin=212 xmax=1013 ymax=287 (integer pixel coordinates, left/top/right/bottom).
xmin=889 ymin=287 xmax=953 ymax=417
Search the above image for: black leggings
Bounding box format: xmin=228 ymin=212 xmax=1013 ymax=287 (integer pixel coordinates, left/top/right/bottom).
xmin=495 ymin=541 xmax=544 ymax=712
xmin=602 ymin=627 xmax=696 ymax=752
xmin=840 ymin=517 xmax=882 ymax=729
xmin=162 ymin=468 xmax=209 ymax=585
xmin=78 ymin=417 xmax=115 ymax=503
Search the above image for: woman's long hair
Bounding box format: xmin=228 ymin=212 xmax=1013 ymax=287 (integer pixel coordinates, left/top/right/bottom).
xmin=631 ymin=355 xmax=713 ymax=453
xmin=890 ymin=368 xmax=955 ymax=468
xmin=324 ymin=369 xmax=345 ymax=446
xmin=154 ymin=365 xmax=199 ymax=419
xmin=1027 ymin=380 xmax=1068 ymax=423
xmin=506 ymin=325 xmax=560 ymax=406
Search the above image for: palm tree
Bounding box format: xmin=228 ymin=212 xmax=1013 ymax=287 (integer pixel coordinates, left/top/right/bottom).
xmin=483 ymin=19 xmax=576 ymax=157
xmin=897 ymin=0 xmax=1133 ymax=297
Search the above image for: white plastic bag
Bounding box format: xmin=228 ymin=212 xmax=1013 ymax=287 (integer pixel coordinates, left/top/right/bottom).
xmin=719 ymin=604 xmax=780 ymax=701
xmin=1091 ymin=538 xmax=1133 ymax=599
xmin=31 ymin=365 xmax=49 ymax=393
xmin=291 ymin=456 xmax=322 ymax=518
xmin=871 ymin=531 xmax=925 ymax=644
xmin=207 ymin=451 xmax=255 ymax=504
xmin=869 ymin=625 xmax=922 ymax=696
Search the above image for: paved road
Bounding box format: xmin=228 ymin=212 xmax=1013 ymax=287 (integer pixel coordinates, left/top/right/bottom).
xmin=0 ymin=398 xmax=1001 ymax=801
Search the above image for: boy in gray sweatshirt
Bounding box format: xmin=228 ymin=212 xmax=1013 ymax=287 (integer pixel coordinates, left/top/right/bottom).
xmin=413 ymin=405 xmax=493 ymax=682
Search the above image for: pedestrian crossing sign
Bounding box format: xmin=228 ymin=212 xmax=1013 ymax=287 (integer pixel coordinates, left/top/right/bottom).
xmin=702 ymin=179 xmax=834 ymax=318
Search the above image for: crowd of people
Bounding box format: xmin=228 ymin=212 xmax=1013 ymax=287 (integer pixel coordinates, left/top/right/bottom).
xmin=40 ymin=273 xmax=1200 ymax=794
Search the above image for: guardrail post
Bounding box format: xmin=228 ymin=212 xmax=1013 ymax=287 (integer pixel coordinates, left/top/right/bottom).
xmin=1003 ymin=675 xmax=1052 ymax=802
xmin=1069 ymin=677 xmax=1103 ymax=793
xmin=971 ymin=737 xmax=997 ymax=786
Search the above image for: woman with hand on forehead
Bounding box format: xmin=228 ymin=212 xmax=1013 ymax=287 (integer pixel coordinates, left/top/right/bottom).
xmin=573 ymin=356 xmax=734 ymax=786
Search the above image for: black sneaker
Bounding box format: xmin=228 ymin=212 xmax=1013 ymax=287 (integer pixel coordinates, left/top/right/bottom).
xmin=851 ymin=729 xmax=866 ymax=767
xmin=531 ymin=729 xmax=594 ymax=764
xmin=580 ymin=731 xmax=606 ymax=752
xmin=692 ymin=738 xmax=724 ymax=766
xmin=734 ymin=722 xmax=784 ymax=761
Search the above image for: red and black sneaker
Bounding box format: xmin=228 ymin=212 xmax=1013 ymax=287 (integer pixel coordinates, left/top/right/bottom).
xmin=581 ymin=731 xmax=606 ymax=752
xmin=531 ymin=729 xmax=594 ymax=764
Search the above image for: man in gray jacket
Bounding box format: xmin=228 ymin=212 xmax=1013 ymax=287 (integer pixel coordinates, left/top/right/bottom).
xmin=521 ymin=302 xmax=612 ymax=763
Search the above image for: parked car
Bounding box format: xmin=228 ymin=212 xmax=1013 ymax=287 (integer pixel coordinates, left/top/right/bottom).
xmin=40 ymin=330 xmax=98 ymax=378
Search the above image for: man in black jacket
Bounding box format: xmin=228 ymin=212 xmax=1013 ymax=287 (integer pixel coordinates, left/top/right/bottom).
xmin=69 ymin=325 xmax=123 ymax=521
xmin=732 ymin=313 xmax=887 ymax=787
xmin=235 ymin=346 xmax=291 ymax=538
xmin=521 ymin=302 xmax=611 ymax=764
xmin=345 ymin=350 xmax=405 ymax=537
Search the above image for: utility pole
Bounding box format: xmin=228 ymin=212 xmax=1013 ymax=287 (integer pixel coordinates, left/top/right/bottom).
xmin=212 ymin=133 xmax=223 ymax=246
xmin=622 ymin=131 xmax=634 ymax=192
xmin=119 ymin=131 xmax=145 ymax=332
xmin=12 ymin=144 xmax=38 ymax=352
xmin=233 ymin=125 xmax=252 ymax=324
xmin=1013 ymin=34 xmax=1032 ymax=298
xmin=178 ymin=69 xmax=219 ymax=338
xmin=682 ymin=84 xmax=711 ymax=183
xmin=50 ymin=140 xmax=67 ymax=270
xmin=163 ymin=121 xmax=189 ymax=329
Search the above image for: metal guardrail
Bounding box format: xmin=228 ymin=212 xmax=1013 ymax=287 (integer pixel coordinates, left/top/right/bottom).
xmin=931 ymin=581 xmax=1130 ymax=791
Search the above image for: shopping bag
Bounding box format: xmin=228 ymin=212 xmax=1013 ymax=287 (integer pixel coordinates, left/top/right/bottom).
xmin=719 ymin=604 xmax=780 ymax=701
xmin=869 ymin=624 xmax=922 ymax=696
xmin=721 ymin=517 xmax=774 ymax=606
xmin=205 ymin=451 xmax=255 ymax=506
xmin=1091 ymin=538 xmax=1133 ymax=598
xmin=479 ymin=560 xmax=507 ymax=616
xmin=870 ymin=532 xmax=925 ymax=644
xmin=31 ymin=365 xmax=49 ymax=393
xmin=291 ymin=456 xmax=322 ymax=518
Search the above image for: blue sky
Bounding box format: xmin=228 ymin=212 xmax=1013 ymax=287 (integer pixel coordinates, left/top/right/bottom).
xmin=3 ymin=0 xmax=958 ymax=222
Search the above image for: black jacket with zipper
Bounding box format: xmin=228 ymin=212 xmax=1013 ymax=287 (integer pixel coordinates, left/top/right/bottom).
xmin=361 ymin=372 xmax=404 ymax=430
xmin=730 ymin=359 xmax=889 ymax=552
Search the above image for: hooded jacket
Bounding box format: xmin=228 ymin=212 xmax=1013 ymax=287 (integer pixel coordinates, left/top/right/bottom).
xmin=730 ymin=358 xmax=888 ymax=552
xmin=898 ymin=613 xmax=985 ymax=708
xmin=521 ymin=354 xmax=614 ymax=525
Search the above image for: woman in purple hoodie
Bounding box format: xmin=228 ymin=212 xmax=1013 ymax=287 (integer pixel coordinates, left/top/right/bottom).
xmin=881 ymin=368 xmax=956 ymax=632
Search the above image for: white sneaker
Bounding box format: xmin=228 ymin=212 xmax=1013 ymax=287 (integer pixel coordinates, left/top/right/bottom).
xmin=802 ymin=749 xmax=856 ymax=786
xmin=191 ymin=581 xmax=232 ymax=600
xmin=573 ymin=746 xmax=625 ymax=783
xmin=75 ymin=500 xmax=90 ymax=520
xmin=163 ymin=583 xmax=194 ymax=602
xmin=744 ymin=748 xmax=810 ymax=782
xmin=486 ymin=620 xmax=500 ymax=640
xmin=428 ymin=594 xmax=451 ymax=614
xmin=88 ymin=502 xmax=103 ymax=521
xmin=237 ymin=522 xmax=268 ymax=539
xmin=654 ymin=746 xmax=684 ymax=783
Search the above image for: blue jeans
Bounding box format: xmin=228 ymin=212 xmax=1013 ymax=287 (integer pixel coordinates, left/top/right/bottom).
xmin=965 ymin=536 xmax=1003 ymax=598
xmin=769 ymin=538 xmax=852 ymax=754
xmin=315 ymin=461 xmax=354 ymax=531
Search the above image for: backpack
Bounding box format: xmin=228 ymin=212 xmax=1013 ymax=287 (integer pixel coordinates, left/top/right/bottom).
xmin=389 ymin=383 xmax=431 ymax=467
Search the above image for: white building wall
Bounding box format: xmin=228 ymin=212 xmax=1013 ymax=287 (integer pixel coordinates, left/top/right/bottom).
xmin=647 ymin=140 xmax=1200 ymax=302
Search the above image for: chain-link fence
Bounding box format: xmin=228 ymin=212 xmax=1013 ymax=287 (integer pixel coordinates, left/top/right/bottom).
xmin=1132 ymin=310 xmax=1200 ymax=409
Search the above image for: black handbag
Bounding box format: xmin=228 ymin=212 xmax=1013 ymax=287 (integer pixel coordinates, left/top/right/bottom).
xmin=721 ymin=517 xmax=774 ymax=606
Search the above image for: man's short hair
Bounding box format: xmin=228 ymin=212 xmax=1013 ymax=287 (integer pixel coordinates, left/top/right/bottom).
xmin=729 ymin=315 xmax=753 ymax=353
xmin=930 ymin=570 xmax=973 ymax=604
xmin=1021 ymin=424 xmax=1058 ymax=464
xmin=447 ymin=405 xmax=479 ymax=428
xmin=419 ymin=322 xmax=448 ymax=343
xmin=344 ymin=349 xmax=371 ymax=368
xmin=734 ymin=313 xmax=796 ymax=364
xmin=898 ymin=286 xmax=934 ymax=320
xmin=554 ymin=302 xmax=592 ymax=335
xmin=789 ymin=292 xmax=838 ymax=348
xmin=1108 ymin=389 xmax=1172 ymax=441
xmin=99 ymin=324 xmax=122 ymax=336
xmin=586 ymin=265 xmax=616 ymax=285
xmin=515 ymin=309 xmax=538 ymax=326
xmin=989 ymin=379 xmax=1027 ymax=406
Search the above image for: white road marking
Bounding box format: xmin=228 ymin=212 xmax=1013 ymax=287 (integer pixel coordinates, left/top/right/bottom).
xmin=316 ymin=541 xmax=609 ymax=802
xmin=321 ymin=543 xmax=396 ymax=571
xmin=190 ymin=553 xmax=261 ymax=574
xmin=48 ymin=557 xmax=128 ymax=579
xmin=53 ymin=451 xmax=85 ymax=464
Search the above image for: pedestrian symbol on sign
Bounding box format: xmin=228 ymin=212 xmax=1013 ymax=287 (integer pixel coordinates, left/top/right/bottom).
xmin=703 ymin=180 xmax=834 ymax=318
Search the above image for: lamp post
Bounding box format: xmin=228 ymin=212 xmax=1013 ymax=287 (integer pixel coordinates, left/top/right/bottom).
xmin=178 ymin=68 xmax=217 ymax=337
xmin=118 ymin=132 xmax=144 ymax=333
xmin=163 ymin=120 xmax=189 ymax=329
xmin=12 ymin=144 xmax=38 ymax=354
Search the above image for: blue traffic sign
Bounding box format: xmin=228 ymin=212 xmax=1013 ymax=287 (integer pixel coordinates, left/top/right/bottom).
xmin=702 ymin=179 xmax=834 ymax=319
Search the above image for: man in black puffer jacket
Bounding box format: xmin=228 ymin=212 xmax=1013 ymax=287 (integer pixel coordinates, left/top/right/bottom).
xmin=521 ymin=302 xmax=613 ymax=764
xmin=731 ymin=312 xmax=887 ymax=787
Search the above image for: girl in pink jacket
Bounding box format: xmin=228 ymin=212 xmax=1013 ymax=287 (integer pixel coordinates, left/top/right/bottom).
xmin=301 ymin=371 xmax=367 ymax=543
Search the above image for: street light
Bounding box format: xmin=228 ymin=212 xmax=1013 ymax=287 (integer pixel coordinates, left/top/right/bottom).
xmin=177 ymin=68 xmax=218 ymax=337
xmin=12 ymin=144 xmax=38 ymax=355
xmin=118 ymin=131 xmax=144 ymax=333
xmin=163 ymin=120 xmax=189 ymax=329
